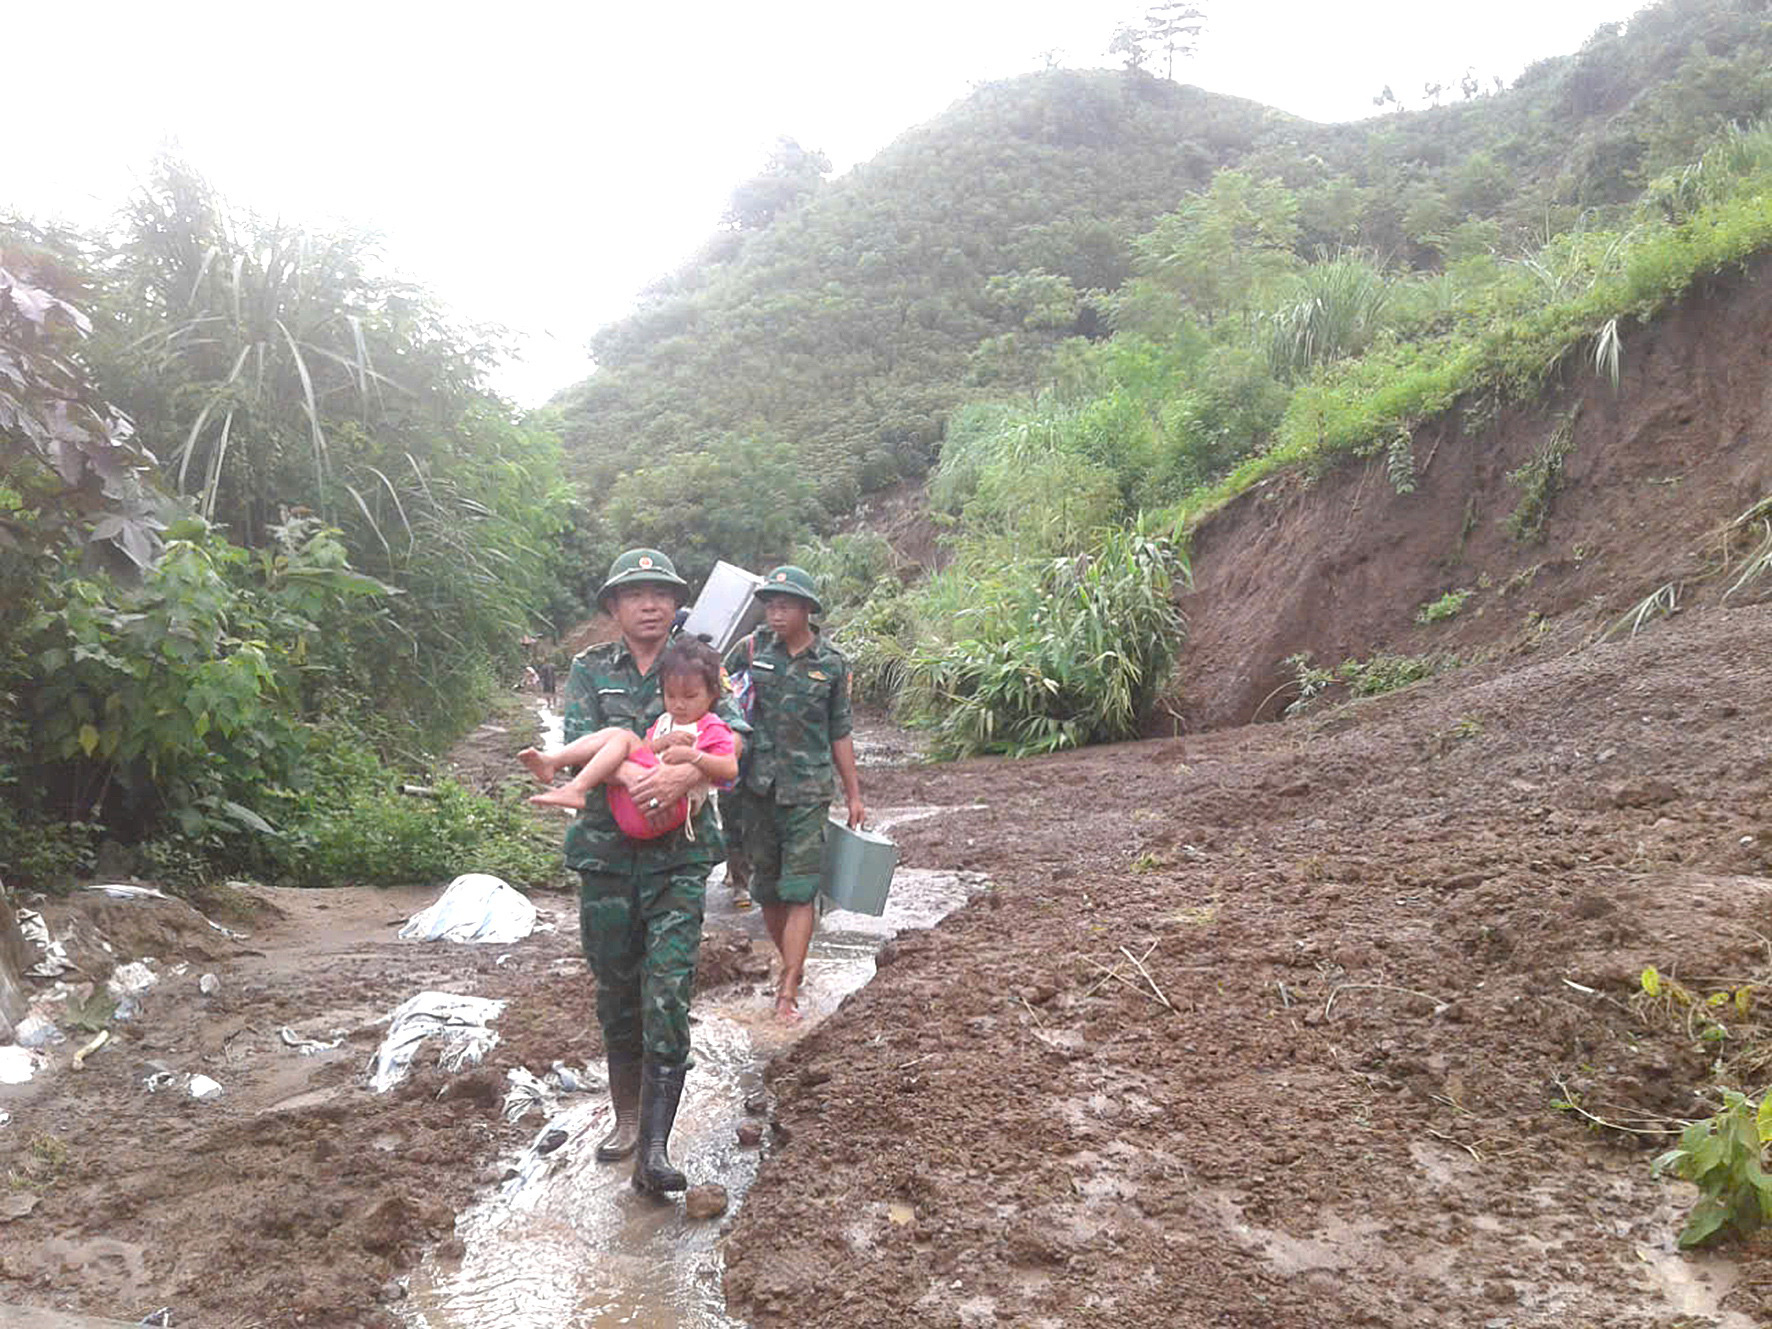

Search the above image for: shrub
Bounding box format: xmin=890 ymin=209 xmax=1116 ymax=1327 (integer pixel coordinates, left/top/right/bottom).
xmin=900 ymin=527 xmax=1187 ymax=757
xmin=1654 ymin=1090 xmax=1772 ymax=1248
xmin=1416 ymin=589 xmax=1473 ymax=624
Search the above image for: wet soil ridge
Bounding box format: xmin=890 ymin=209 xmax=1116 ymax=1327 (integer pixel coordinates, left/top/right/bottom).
xmin=723 ymin=605 xmax=1772 ymax=1328
xmin=1175 ymin=251 xmax=1772 ymax=732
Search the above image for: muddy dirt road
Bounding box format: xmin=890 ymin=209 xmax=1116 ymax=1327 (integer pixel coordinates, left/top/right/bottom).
xmin=5 ymin=606 xmax=1772 ymax=1327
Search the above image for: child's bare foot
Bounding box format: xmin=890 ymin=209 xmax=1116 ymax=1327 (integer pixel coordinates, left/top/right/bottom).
xmin=516 ymin=747 xmax=554 ymax=785
xmin=530 ymin=785 xmax=587 ymax=810
xmin=774 ymin=993 xmax=802 ymax=1025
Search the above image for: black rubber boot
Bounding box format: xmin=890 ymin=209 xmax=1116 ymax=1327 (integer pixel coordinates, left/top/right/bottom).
xmin=595 ymin=1050 xmax=642 ymax=1162
xmin=632 ymin=1061 xmax=689 ymax=1195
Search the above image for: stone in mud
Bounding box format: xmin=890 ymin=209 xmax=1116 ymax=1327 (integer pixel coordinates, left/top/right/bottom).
xmin=743 ymin=1092 xmax=769 ymax=1114
xmin=684 ymin=1183 xmax=729 ymax=1220
xmin=737 ymin=1120 xmax=764 ymax=1146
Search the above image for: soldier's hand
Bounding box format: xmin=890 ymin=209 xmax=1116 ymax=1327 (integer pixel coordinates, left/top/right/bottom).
xmin=630 ymin=760 xmax=699 ymax=814
xmin=649 ymin=729 xmax=695 ymax=754
xmin=846 ymin=796 xmax=867 ymax=830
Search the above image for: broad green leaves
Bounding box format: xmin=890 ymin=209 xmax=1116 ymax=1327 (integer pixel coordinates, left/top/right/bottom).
xmin=1654 ymin=1091 xmax=1772 ymax=1248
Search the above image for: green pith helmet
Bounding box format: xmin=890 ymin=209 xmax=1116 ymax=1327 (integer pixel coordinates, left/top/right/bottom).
xmin=757 ymin=564 xmax=822 ymax=614
xmin=597 ymin=548 xmax=688 ymax=609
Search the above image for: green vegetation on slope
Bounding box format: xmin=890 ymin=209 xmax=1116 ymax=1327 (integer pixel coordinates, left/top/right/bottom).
xmin=2 ymin=162 xmax=580 ymax=890
xmin=555 ymin=0 xmax=1772 ymax=755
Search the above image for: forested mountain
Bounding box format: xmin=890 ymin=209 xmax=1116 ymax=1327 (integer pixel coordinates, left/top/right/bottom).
xmin=555 ymin=74 xmax=1287 ymax=513
xmin=555 ymin=0 xmax=1772 ymax=562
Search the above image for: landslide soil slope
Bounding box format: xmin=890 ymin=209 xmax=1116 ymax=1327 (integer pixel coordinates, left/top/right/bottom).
xmin=725 ymin=604 xmax=1772 ymax=1328
xmin=1175 ymin=254 xmax=1772 ymax=731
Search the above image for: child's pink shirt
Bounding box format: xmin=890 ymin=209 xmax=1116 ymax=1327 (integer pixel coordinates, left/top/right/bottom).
xmin=607 ymin=711 xmax=737 ymax=840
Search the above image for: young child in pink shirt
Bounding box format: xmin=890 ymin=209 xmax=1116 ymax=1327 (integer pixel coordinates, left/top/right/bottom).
xmin=519 ymin=637 xmax=738 ymax=839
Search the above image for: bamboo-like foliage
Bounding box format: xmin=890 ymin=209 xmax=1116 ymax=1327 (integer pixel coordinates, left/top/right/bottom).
xmin=900 ymin=526 xmax=1188 ymax=758
xmin=1263 ymin=250 xmax=1395 ymax=380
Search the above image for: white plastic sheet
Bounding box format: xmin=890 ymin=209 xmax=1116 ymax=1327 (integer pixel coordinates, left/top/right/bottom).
xmin=398 ymin=874 xmax=537 ymax=944
xmin=367 ymin=990 xmax=506 ymax=1093
xmin=0 ymin=1045 xmax=42 ymax=1084
xmin=17 ymin=908 xmax=73 ymax=978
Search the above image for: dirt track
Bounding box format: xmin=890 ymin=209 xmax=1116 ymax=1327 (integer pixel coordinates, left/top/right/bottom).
xmin=725 ymin=603 xmax=1772 ymax=1328
xmin=4 ymin=607 xmax=1772 ymax=1327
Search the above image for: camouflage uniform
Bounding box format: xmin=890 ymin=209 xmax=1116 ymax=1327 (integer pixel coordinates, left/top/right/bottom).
xmin=563 ymin=639 xmax=744 ymax=1067
xmin=724 ymin=625 xmax=853 ymax=905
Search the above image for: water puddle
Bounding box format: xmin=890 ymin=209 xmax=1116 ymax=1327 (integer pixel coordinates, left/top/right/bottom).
xmin=404 ymin=801 xmax=984 ymax=1329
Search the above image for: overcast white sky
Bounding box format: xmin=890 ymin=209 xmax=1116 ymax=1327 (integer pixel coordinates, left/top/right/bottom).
xmin=8 ymin=1 xmax=1645 ymax=405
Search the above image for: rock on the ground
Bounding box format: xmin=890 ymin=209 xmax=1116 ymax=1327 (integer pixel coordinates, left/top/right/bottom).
xmin=684 ymin=1183 xmax=729 ymax=1220
xmin=737 ymin=1121 xmax=764 ymax=1146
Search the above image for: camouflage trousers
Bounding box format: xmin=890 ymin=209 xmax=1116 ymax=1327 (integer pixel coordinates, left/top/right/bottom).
xmin=578 ymin=863 xmax=707 ymax=1067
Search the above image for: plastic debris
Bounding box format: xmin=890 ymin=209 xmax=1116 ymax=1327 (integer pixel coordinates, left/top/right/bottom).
xmin=278 ymin=1026 xmax=343 ymax=1056
xmin=0 ymin=1109 xmax=11 ymax=1127
xmin=549 ymin=1060 xmax=593 ymax=1094
xmin=367 ymin=990 xmax=505 ymax=1093
xmin=398 ymin=874 xmax=537 ymax=944
xmin=72 ymin=1029 xmax=110 ymax=1069
xmin=536 ymin=1127 xmax=568 ymax=1155
xmin=13 ymin=1012 xmax=64 ymax=1048
xmin=0 ymin=1045 xmax=42 ymax=1084
xmin=188 ymin=1074 xmax=223 ymax=1100
xmin=16 ymin=908 xmax=73 ymax=978
xmin=108 ymin=960 xmax=158 ymax=1022
xmin=82 ymin=883 xmax=170 ymax=900
xmin=144 ymin=1070 xmax=178 ymax=1093
xmin=503 ymin=1067 xmax=557 ymax=1122
xmin=199 ymin=973 xmax=220 ymax=996
xmin=140 ymin=1308 xmax=173 ymax=1327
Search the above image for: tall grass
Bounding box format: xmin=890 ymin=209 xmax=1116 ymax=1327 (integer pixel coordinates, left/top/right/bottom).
xmin=898 ymin=526 xmax=1188 ymax=758
xmin=1264 ymin=250 xmax=1395 ymax=380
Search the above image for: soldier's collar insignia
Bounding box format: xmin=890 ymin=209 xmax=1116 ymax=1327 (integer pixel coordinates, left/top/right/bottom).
xmin=809 ymin=670 xmax=828 ymax=680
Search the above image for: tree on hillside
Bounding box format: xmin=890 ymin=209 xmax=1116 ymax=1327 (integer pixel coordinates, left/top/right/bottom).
xmin=1108 ymin=24 xmax=1150 ymax=73
xmin=722 ymin=138 xmax=832 ymax=232
xmin=1144 ymin=2 xmax=1207 ymax=81
xmin=1110 ymin=3 xmax=1206 ymax=80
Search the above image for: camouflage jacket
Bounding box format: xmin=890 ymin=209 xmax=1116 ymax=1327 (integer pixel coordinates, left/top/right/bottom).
xmin=559 ymin=638 xmax=748 ymax=874
xmin=725 ymin=627 xmax=852 ymax=805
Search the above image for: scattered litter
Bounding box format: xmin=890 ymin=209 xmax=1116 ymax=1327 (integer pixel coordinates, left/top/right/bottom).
xmin=139 ymin=1308 xmax=173 ymax=1327
xmin=108 ymin=960 xmax=158 ymax=1021
xmin=503 ymin=1067 xmax=557 ymax=1123
xmin=13 ymin=1013 xmax=64 ymax=1048
xmin=367 ymin=991 xmax=505 ymax=1092
xmin=17 ymin=908 xmax=73 ymax=977
xmin=82 ymin=883 xmax=170 ymax=901
xmin=398 ymin=874 xmax=538 ymax=944
xmin=199 ymin=973 xmax=220 ymax=996
xmin=536 ymin=1127 xmax=568 ymax=1156
xmin=72 ymin=1029 xmax=110 ymax=1068
xmin=278 ymin=1026 xmax=343 ymax=1056
xmin=0 ymin=1045 xmax=43 ymax=1084
xmin=549 ymin=1060 xmax=597 ymax=1094
xmin=144 ymin=1070 xmax=178 ymax=1093
xmin=188 ymin=1074 xmax=224 ymax=1101
xmin=0 ymin=1109 xmax=11 ymax=1127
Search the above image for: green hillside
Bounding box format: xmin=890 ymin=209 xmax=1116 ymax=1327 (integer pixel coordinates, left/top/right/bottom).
xmin=554 ymin=73 xmax=1290 ymax=510
xmin=555 ymin=0 xmax=1772 ymax=583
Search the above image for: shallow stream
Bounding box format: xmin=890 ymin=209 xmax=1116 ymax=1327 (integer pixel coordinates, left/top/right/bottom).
xmin=404 ymin=707 xmax=978 ymax=1329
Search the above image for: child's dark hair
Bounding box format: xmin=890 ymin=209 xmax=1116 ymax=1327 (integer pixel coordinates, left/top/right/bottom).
xmin=658 ymin=634 xmax=724 ymax=699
